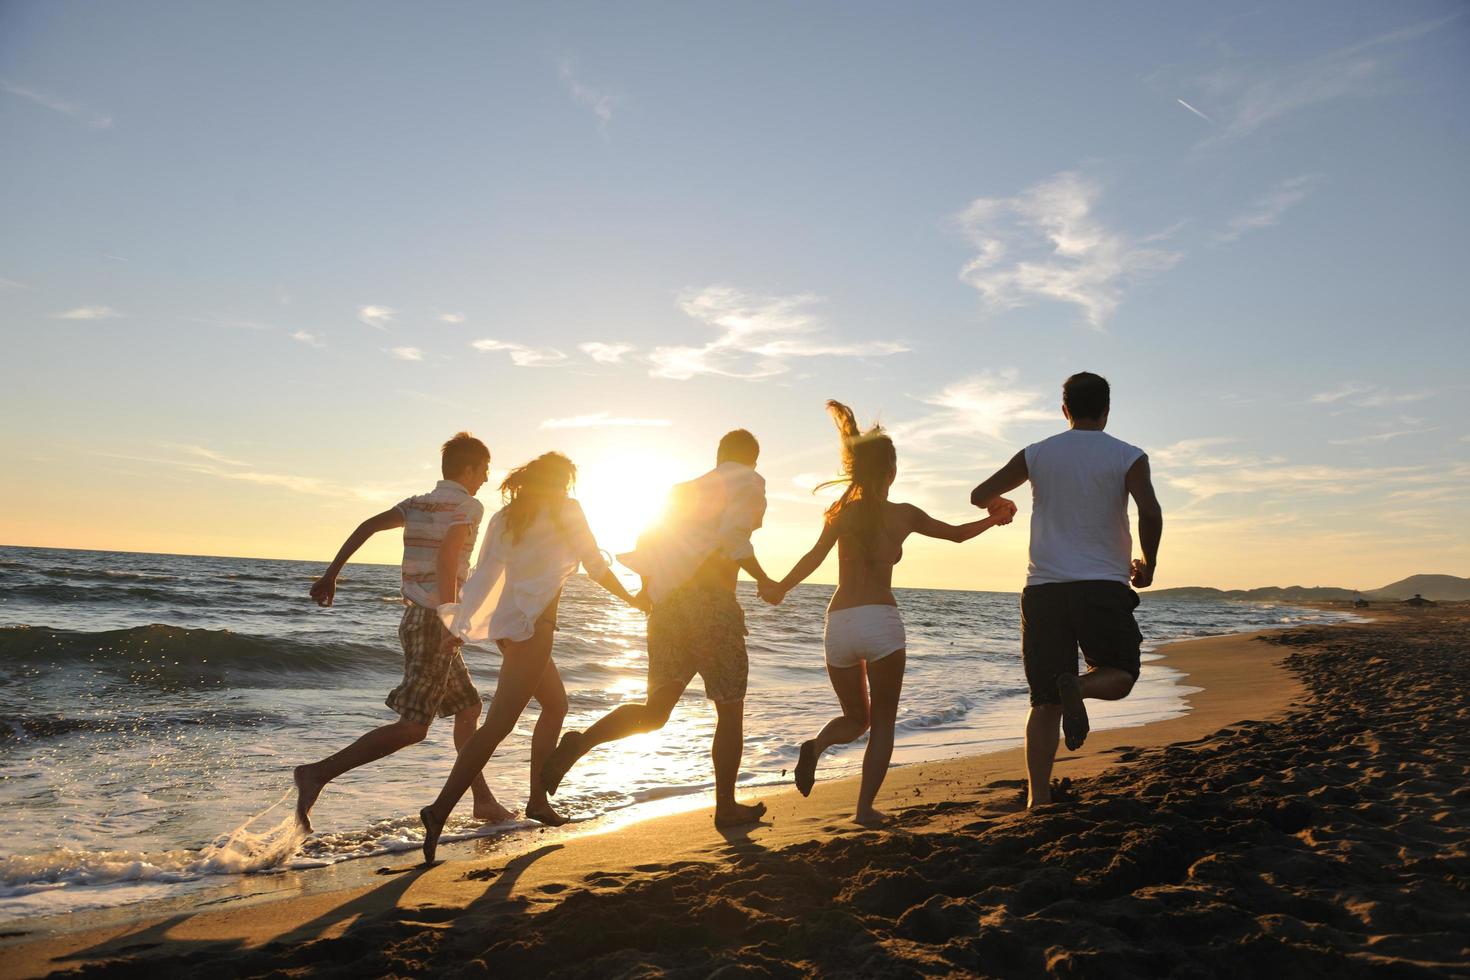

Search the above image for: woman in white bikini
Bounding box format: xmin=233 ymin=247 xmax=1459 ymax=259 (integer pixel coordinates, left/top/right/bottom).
xmin=768 ymin=401 xmax=1015 ymax=826
xmin=419 ymin=452 xmax=647 ymax=859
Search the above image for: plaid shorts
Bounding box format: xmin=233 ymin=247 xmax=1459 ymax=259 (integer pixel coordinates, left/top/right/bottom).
xmin=647 ymin=586 xmax=748 ymax=704
xmin=385 ymin=603 xmax=482 ymax=725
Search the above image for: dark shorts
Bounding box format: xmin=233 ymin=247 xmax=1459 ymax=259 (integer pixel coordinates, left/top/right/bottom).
xmin=385 ymin=603 xmax=482 ymax=725
xmin=1021 ymin=580 xmax=1142 ymax=706
xmin=647 ymin=586 xmax=749 ymax=704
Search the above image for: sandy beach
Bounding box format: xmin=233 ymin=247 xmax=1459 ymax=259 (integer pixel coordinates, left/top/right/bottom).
xmin=7 ymin=606 xmax=1467 ymax=978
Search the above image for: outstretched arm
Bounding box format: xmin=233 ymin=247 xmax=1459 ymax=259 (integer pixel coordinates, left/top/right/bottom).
xmin=1125 ymin=455 xmax=1163 ymax=588
xmin=771 ymin=520 xmax=841 ymax=602
xmin=903 ymin=503 xmax=1009 ymax=543
xmin=970 ymin=450 xmax=1028 ymax=517
xmin=310 ymin=508 xmax=406 ymax=606
xmin=590 ymin=567 xmax=649 ymax=613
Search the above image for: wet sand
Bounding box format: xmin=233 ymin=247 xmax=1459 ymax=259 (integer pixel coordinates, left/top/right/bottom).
xmin=8 ymin=607 xmax=1468 ymax=977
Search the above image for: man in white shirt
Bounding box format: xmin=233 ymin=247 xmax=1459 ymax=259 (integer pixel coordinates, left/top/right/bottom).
xmin=540 ymin=430 xmax=776 ymax=827
xmin=293 ymin=433 xmax=511 ymax=831
xmin=970 ymin=373 xmax=1163 ymax=808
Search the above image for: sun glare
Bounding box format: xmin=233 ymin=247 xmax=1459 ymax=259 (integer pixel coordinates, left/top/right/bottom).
xmin=575 ymin=451 xmax=693 ymax=558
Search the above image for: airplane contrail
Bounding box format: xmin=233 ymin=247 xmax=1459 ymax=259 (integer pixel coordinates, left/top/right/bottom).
xmin=1176 ymin=98 xmax=1214 ymax=124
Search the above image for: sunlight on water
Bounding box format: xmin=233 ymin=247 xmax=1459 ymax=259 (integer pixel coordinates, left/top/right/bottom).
xmin=0 ymin=545 xmax=1359 ymax=922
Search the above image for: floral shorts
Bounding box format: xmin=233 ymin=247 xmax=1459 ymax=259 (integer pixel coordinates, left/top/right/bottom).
xmin=647 ymin=586 xmax=749 ymax=704
xmin=385 ymin=603 xmax=482 ymax=725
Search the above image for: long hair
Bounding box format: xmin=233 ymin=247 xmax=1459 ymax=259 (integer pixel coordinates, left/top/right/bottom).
xmin=815 ymin=400 xmax=896 ymax=560
xmin=500 ymin=452 xmax=577 ymax=544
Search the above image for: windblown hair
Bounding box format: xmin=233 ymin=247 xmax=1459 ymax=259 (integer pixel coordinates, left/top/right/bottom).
xmin=500 ymin=452 xmax=576 ymax=544
xmin=816 ymin=400 xmax=896 ymax=561
xmin=441 ymin=432 xmax=490 ymax=478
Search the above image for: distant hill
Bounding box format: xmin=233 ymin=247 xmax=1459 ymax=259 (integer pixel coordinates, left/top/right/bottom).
xmin=1150 ymin=574 xmax=1470 ymax=603
xmin=1365 ymin=575 xmax=1470 ymax=602
xmin=1148 ymin=586 xmax=1358 ymax=602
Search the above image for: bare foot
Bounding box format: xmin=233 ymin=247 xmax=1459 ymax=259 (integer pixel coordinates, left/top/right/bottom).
xmin=420 ymin=805 xmax=446 ymax=864
xmin=714 ymin=800 xmax=766 ymax=828
xmin=854 ymin=807 xmax=891 ymax=827
xmin=293 ymin=765 xmax=323 ymax=833
xmin=1056 ymin=673 xmax=1090 ymax=751
xmin=794 ymin=739 xmax=818 ymax=797
xmin=473 ymin=798 xmax=514 ymax=823
xmin=525 ymin=801 xmax=570 ymax=827
xmin=540 ymin=731 xmax=584 ymax=797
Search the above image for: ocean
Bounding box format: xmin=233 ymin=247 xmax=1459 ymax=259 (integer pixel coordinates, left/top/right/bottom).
xmin=0 ymin=545 xmax=1355 ymax=924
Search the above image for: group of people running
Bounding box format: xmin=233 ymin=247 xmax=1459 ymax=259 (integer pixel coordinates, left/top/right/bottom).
xmin=293 ymin=370 xmax=1163 ymax=864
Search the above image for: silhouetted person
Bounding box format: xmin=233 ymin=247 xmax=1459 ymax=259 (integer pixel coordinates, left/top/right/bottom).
xmin=419 ymin=452 xmax=646 ymax=861
xmin=295 ymin=433 xmax=511 ymax=831
xmin=970 ymin=372 xmax=1163 ymax=808
xmin=541 ymin=430 xmax=775 ymax=828
xmin=766 ymin=400 xmax=1014 ymax=825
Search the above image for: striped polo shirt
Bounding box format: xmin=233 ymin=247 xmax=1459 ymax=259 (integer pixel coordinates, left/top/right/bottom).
xmin=394 ymin=480 xmax=486 ymax=609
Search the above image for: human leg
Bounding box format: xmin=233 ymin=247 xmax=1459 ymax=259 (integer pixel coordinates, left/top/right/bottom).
xmin=795 ymin=662 xmax=869 ymax=796
xmin=421 ymin=625 xmax=555 ymax=861
xmin=525 ymin=661 xmax=570 ymax=826
xmin=712 ymin=697 xmax=764 ymax=827
xmin=455 ymin=706 xmax=513 ymax=823
xmin=296 ymin=605 xmax=450 ymax=830
xmin=1025 ymin=704 xmax=1063 ymax=807
xmin=540 ymin=681 xmax=685 ymax=795
xmin=294 ymin=718 xmax=429 ymax=831
xmin=854 ymin=650 xmax=905 ymax=825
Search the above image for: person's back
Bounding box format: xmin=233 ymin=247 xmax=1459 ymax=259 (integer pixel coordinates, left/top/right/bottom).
xmin=1025 ymin=429 xmax=1143 ymax=587
xmin=969 ymin=371 xmax=1163 ymax=808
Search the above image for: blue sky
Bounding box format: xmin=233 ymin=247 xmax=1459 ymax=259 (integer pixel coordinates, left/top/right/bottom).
xmin=2 ymin=1 xmax=1467 ymax=590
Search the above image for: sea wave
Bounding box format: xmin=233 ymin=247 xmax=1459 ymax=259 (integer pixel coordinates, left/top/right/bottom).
xmin=0 ymin=624 xmax=396 ymax=683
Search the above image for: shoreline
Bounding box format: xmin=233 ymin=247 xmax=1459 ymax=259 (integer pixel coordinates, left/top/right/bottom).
xmin=1 ymin=618 xmax=1316 ymax=976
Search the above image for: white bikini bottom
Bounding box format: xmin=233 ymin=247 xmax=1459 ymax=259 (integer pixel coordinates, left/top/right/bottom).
xmin=823 ymin=604 xmax=906 ymax=669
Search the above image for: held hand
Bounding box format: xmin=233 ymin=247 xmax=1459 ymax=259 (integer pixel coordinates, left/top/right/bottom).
xmin=309 ymin=575 xmax=337 ymax=607
xmin=1130 ymin=559 xmax=1154 ymax=589
xmin=757 ymin=580 xmax=786 ymax=606
xmin=987 ymin=497 xmax=1018 ymax=524
xmin=633 ymin=590 xmax=654 ymax=615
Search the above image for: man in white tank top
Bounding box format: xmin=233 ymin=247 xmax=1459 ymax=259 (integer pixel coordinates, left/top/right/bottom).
xmin=970 ymin=372 xmax=1163 ymax=808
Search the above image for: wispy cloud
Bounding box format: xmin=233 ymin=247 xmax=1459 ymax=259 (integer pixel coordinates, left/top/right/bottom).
xmin=1182 ymin=13 xmax=1461 ymax=145
xmin=558 ymin=59 xmax=619 ymax=134
xmin=648 ymin=286 xmax=907 ymax=381
xmin=1150 ymin=436 xmax=1457 ymax=504
xmin=438 ymin=312 xmax=465 ymax=324
xmin=955 ymin=171 xmax=1182 ymax=328
xmin=540 ymin=412 xmax=672 ymax=429
xmin=1329 ymin=427 xmax=1438 ymax=446
xmin=291 ymin=330 xmax=325 ymax=348
xmin=53 ymin=306 xmax=121 ymax=320
xmin=1 ymin=277 xmax=31 ymax=291
xmin=358 ymin=305 xmax=395 ymax=329
xmin=1311 ymin=382 xmax=1432 ymax=408
xmin=387 ymin=346 xmax=423 ymax=361
xmin=890 ymin=369 xmax=1057 ymax=449
xmin=580 ymin=342 xmax=636 ymax=364
xmin=96 ymin=446 xmax=386 ymax=501
xmin=182 ymin=314 xmax=274 ymax=331
xmin=1217 ymin=175 xmax=1319 ymax=242
xmin=1 ymin=79 xmax=112 ymax=129
xmin=471 ymin=338 xmax=568 ymax=367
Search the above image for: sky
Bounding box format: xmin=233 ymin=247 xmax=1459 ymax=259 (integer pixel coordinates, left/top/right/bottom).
xmin=2 ymin=1 xmax=1467 ymax=592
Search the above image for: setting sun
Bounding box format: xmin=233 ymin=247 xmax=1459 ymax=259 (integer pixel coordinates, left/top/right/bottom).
xmin=575 ymin=450 xmax=696 ymax=556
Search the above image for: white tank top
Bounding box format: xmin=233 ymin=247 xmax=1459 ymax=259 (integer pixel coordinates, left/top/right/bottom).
xmin=1023 ymin=429 xmax=1144 ymax=587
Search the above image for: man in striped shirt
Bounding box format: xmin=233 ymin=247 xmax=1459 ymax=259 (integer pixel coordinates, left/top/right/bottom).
xmin=293 ymin=433 xmax=510 ymax=832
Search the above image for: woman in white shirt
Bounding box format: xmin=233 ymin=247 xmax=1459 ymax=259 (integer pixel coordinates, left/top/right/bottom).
xmin=420 ymin=452 xmax=647 ymax=855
